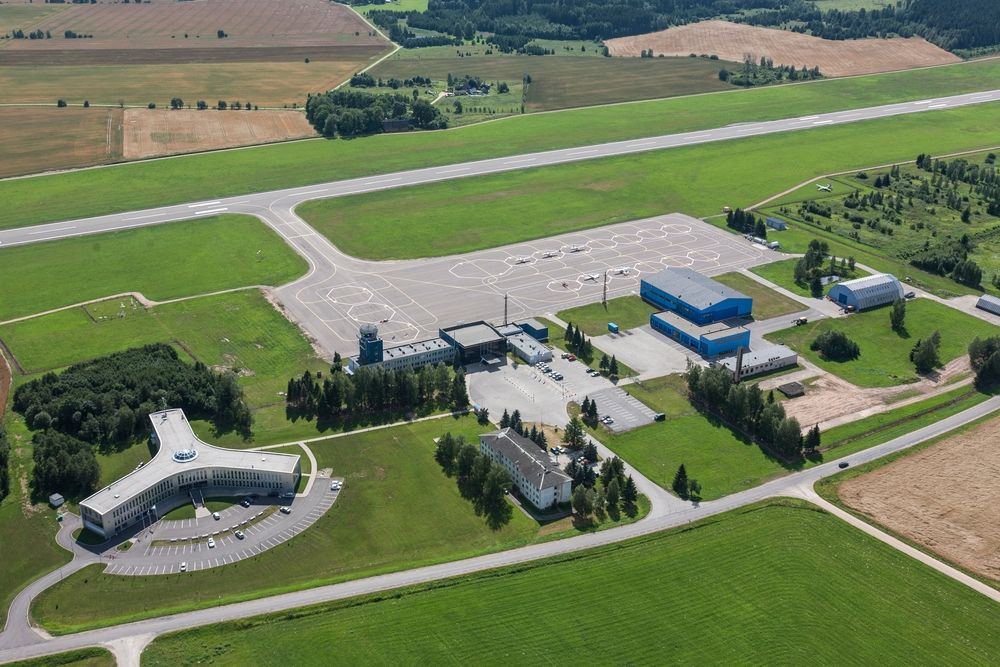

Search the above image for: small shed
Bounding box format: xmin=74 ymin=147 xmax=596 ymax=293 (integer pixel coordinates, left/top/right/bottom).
xmin=766 ymin=217 xmax=788 ymax=231
xmin=48 ymin=493 xmax=65 ymax=508
xmin=778 ymin=381 xmax=805 ymax=398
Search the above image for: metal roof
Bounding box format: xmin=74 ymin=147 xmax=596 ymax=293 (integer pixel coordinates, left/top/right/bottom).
xmin=718 ymin=345 xmax=796 ymax=371
xmin=442 ymin=322 xmax=504 ymax=348
xmin=382 ymin=337 xmax=452 ymax=360
xmin=642 ymin=268 xmax=749 ymax=311
xmin=80 ymin=409 xmax=299 ymax=515
xmin=480 ymin=429 xmax=570 ymax=492
xmin=652 ymin=310 xmax=748 ymax=341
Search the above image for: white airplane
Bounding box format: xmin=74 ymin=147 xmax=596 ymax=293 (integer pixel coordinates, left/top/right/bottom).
xmin=582 ymin=273 xmax=599 ymax=282
xmin=613 ymin=266 xmax=630 ymax=275
xmin=816 ymin=183 xmax=833 ymax=192
xmin=541 ymin=251 xmax=560 ymax=259
xmin=514 ymin=256 xmax=532 ymax=264
xmin=569 ymin=245 xmax=588 ymax=253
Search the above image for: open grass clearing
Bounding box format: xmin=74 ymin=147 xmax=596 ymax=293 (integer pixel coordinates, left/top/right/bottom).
xmin=4 ymin=58 xmax=1000 ymax=230
xmin=555 ymin=296 xmax=657 ymax=338
xmin=299 ymin=103 xmax=1000 ymax=259
xmin=5 ymin=647 xmax=115 ymax=667
xmin=713 ymin=270 xmax=805 ymax=319
xmin=749 ymin=257 xmax=868 ymax=299
xmin=0 ymin=106 xmax=122 ymax=178
xmin=765 ymin=298 xmax=998 ymax=388
xmin=161 ymin=497 xmax=243 ymax=521
xmin=31 ymin=415 xmax=645 ymax=634
xmin=0 ymin=214 xmax=306 ymax=322
xmin=142 ymin=499 xmax=1000 ymax=666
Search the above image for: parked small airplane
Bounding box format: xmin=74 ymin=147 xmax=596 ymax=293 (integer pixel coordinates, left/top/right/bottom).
xmin=582 ymin=274 xmax=599 ymax=281
xmin=514 ymin=256 xmax=532 ymax=264
xmin=613 ymin=266 xmax=630 ymax=275
xmin=541 ymin=251 xmax=560 ymax=258
xmin=569 ymin=245 xmax=588 ymax=253
xmin=816 ymin=183 xmax=833 ymax=192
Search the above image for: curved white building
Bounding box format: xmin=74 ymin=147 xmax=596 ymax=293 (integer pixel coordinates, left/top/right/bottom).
xmin=827 ymin=273 xmax=904 ymax=311
xmin=80 ymin=409 xmax=300 ymax=539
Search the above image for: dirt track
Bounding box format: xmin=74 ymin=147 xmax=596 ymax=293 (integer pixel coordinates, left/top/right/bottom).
xmin=605 ymin=20 xmax=960 ymax=77
xmin=839 ymin=415 xmax=1000 ymax=582
xmin=122 ymin=108 xmax=315 ymax=160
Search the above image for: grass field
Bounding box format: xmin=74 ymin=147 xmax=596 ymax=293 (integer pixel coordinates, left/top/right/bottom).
xmin=371 ymin=48 xmax=730 ymax=111
xmin=6 ymin=647 xmax=114 ymax=667
xmin=355 ymin=0 xmax=429 ymax=11
xmin=0 ymin=214 xmax=306 ymax=322
xmin=766 ymin=299 xmax=998 ymax=387
xmin=555 ymin=296 xmax=657 ymax=337
xmin=141 ymin=499 xmax=1000 ymax=666
xmin=4 ymin=58 xmax=1000 ymax=230
xmin=0 ymin=107 xmax=122 ymax=178
xmin=31 ymin=415 xmax=644 ymax=634
xmin=750 ymin=257 xmax=867 ymax=299
xmin=161 ymin=498 xmax=242 ymax=521
xmin=713 ymin=270 xmax=805 ymax=319
xmin=0 ymin=53 xmax=388 ymax=108
xmin=298 ymin=103 xmax=1000 ymax=259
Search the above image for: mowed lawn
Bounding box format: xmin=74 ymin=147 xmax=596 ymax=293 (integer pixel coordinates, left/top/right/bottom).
xmin=556 ymin=296 xmax=657 ymax=337
xmin=298 ymin=103 xmax=1000 ymax=259
xmin=0 ymin=107 xmax=122 ymax=178
xmin=32 ymin=414 xmax=632 ymax=634
xmin=4 ymin=58 xmax=1000 ymax=230
xmin=0 ymin=215 xmax=306 ymax=321
xmin=5 ymin=647 xmax=114 ymax=667
xmin=713 ymin=270 xmax=805 ymax=319
xmin=142 ymin=500 xmax=1000 ymax=666
xmin=603 ymin=375 xmax=792 ymax=498
xmin=766 ymin=298 xmax=999 ymax=387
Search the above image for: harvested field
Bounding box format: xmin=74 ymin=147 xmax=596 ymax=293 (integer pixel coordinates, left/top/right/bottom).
xmin=0 ymin=56 xmax=385 ymax=106
xmin=839 ymin=415 xmax=1000 ymax=582
xmin=0 ymin=2 xmax=68 ymax=34
xmin=122 ymin=109 xmax=315 ymax=160
xmin=0 ymin=106 xmax=122 ymax=177
xmin=0 ymin=0 xmax=385 ymax=53
xmin=605 ymin=20 xmax=960 ymax=77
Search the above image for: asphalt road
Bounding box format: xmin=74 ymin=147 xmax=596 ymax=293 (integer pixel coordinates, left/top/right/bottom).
xmin=1 ymin=396 xmax=996 ymax=663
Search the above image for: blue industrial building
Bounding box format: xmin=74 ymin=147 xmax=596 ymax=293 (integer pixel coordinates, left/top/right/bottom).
xmin=640 ymin=268 xmax=752 ymax=325
xmin=516 ymin=318 xmax=548 ymax=342
xmin=651 ymin=311 xmax=750 ymax=357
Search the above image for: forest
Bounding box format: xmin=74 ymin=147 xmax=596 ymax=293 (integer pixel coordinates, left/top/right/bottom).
xmin=305 ymin=89 xmax=447 ymax=138
xmin=366 ymin=0 xmax=1000 ymax=54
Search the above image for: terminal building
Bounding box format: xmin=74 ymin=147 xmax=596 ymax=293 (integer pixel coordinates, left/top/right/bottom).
xmin=641 ymin=268 xmax=753 ymax=357
xmin=439 ymin=321 xmax=508 ymax=365
xmin=827 ymin=273 xmax=904 ymax=311
xmin=79 ymin=409 xmax=301 ymax=539
xmin=479 ymin=428 xmax=572 ymax=509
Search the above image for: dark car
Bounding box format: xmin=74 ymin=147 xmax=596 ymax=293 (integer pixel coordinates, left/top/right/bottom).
xmin=838 ymin=461 xmax=849 ymax=469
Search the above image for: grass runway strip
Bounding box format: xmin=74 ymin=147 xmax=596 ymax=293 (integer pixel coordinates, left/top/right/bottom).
xmin=3 ymin=58 xmax=1000 ymax=230
xmin=140 ymin=500 xmax=1000 ymax=666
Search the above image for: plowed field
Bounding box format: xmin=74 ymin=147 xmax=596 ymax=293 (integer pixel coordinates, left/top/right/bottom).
xmin=839 ymin=415 xmax=1000 ymax=582
xmin=605 ymin=20 xmax=960 ymax=77
xmin=0 ymin=106 xmax=122 ymax=177
xmin=123 ymin=109 xmax=314 ymax=160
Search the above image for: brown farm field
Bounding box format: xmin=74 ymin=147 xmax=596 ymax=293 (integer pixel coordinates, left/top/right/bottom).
xmin=0 ymin=106 xmax=122 ymax=177
xmin=605 ymin=20 xmax=960 ymax=77
xmin=122 ymin=108 xmax=315 ymax=159
xmin=371 ymin=53 xmax=731 ymax=111
xmin=0 ymin=0 xmax=386 ymax=57
xmin=838 ymin=415 xmax=1000 ymax=582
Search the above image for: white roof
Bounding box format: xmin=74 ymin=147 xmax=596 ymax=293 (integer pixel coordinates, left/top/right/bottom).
xmin=836 ymin=273 xmax=901 ymax=291
xmin=80 ymin=409 xmax=299 ymax=514
xmin=718 ymin=345 xmax=796 ymax=371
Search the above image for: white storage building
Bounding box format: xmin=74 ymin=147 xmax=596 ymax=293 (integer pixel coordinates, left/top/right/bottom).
xmin=507 ymin=333 xmax=552 ymax=365
xmin=976 ymin=294 xmax=1000 ymax=317
xmin=715 ymin=345 xmax=798 ymax=380
xmin=827 ymin=273 xmax=904 ymax=311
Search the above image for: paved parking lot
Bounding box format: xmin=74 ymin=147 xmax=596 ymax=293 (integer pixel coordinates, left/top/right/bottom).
xmin=102 ymin=475 xmax=342 ymax=576
xmin=587 ymin=387 xmax=658 ymax=433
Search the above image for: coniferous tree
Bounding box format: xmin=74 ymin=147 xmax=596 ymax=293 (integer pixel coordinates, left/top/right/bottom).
xmin=672 ymin=463 xmax=689 ymax=499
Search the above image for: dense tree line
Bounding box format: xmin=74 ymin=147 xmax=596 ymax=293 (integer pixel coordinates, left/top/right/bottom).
xmin=686 ymin=364 xmax=813 ymax=460
xmin=561 ymin=321 xmax=595 ymax=362
xmin=305 ymin=89 xmax=446 ymax=138
xmin=726 ymin=207 xmax=766 ymax=238
xmin=909 ymin=236 xmax=982 ymax=287
xmin=810 ymin=330 xmax=860 ymax=362
xmin=32 ymin=431 xmax=100 ymax=499
xmin=969 ymin=336 xmax=1000 ymax=391
xmin=285 ymin=363 xmax=468 ymax=424
xmin=434 ymin=432 xmax=513 ymax=524
xmin=793 ymin=239 xmax=855 ymax=297
xmin=571 ymin=455 xmax=638 ymax=522
xmin=13 ymin=344 xmax=253 ymax=448
xmin=720 ymin=55 xmax=821 ymax=87
xmin=498 ymin=408 xmax=548 ymax=450
xmin=0 ymin=424 xmax=9 ymax=501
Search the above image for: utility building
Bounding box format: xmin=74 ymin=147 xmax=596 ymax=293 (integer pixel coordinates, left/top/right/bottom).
xmin=651 ymin=311 xmax=750 ymax=357
xmin=715 ymin=345 xmax=798 ymax=379
xmin=640 ymin=268 xmax=752 ymax=324
xmin=827 ymin=273 xmax=904 ymax=311
xmin=507 ymin=333 xmax=553 ymax=365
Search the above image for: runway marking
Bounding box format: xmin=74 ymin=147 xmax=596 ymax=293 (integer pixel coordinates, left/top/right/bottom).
xmin=928 ymin=103 xmax=949 ymax=109
xmin=297 ymin=189 xmax=328 ymax=196
xmin=812 ymin=120 xmax=833 ymax=125
xmin=28 ymin=226 xmax=75 ymax=235
xmin=504 ymin=157 xmax=536 ymax=164
xmin=195 ymin=207 xmax=228 ymax=215
xmin=122 ymin=213 xmax=163 ymax=222
xmin=436 ymin=166 xmax=470 ymax=174
xmin=568 ymin=148 xmax=598 ymax=156
xmin=626 ymin=141 xmax=655 ymax=147
xmin=799 ymin=115 xmax=819 ymax=120
xmin=187 ymin=200 xmax=221 ymax=208
xmin=688 ymin=134 xmax=710 ymax=139
xmin=362 ymin=177 xmax=402 ymax=186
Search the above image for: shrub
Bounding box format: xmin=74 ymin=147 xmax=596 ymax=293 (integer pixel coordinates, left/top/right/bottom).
xmin=810 ymin=330 xmax=860 ymax=361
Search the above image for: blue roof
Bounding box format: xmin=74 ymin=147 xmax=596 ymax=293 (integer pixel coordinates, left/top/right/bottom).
xmin=643 ymin=268 xmax=749 ymax=311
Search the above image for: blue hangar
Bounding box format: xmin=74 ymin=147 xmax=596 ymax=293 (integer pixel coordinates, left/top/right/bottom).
xmin=641 ymin=268 xmax=753 ymax=357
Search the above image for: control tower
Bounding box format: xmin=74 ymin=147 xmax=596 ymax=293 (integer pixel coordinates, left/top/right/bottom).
xmin=358 ymin=323 xmax=384 ymax=366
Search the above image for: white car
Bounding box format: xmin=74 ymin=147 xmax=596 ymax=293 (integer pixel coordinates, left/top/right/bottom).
xmin=212 ymin=512 xmax=221 ymax=520
xmin=235 ymin=530 xmax=245 ymax=540
xmin=180 ymin=562 xmax=187 ymax=572
xmin=207 ymin=537 xmax=216 ymax=548
xmin=280 ymin=506 xmax=292 ymax=514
